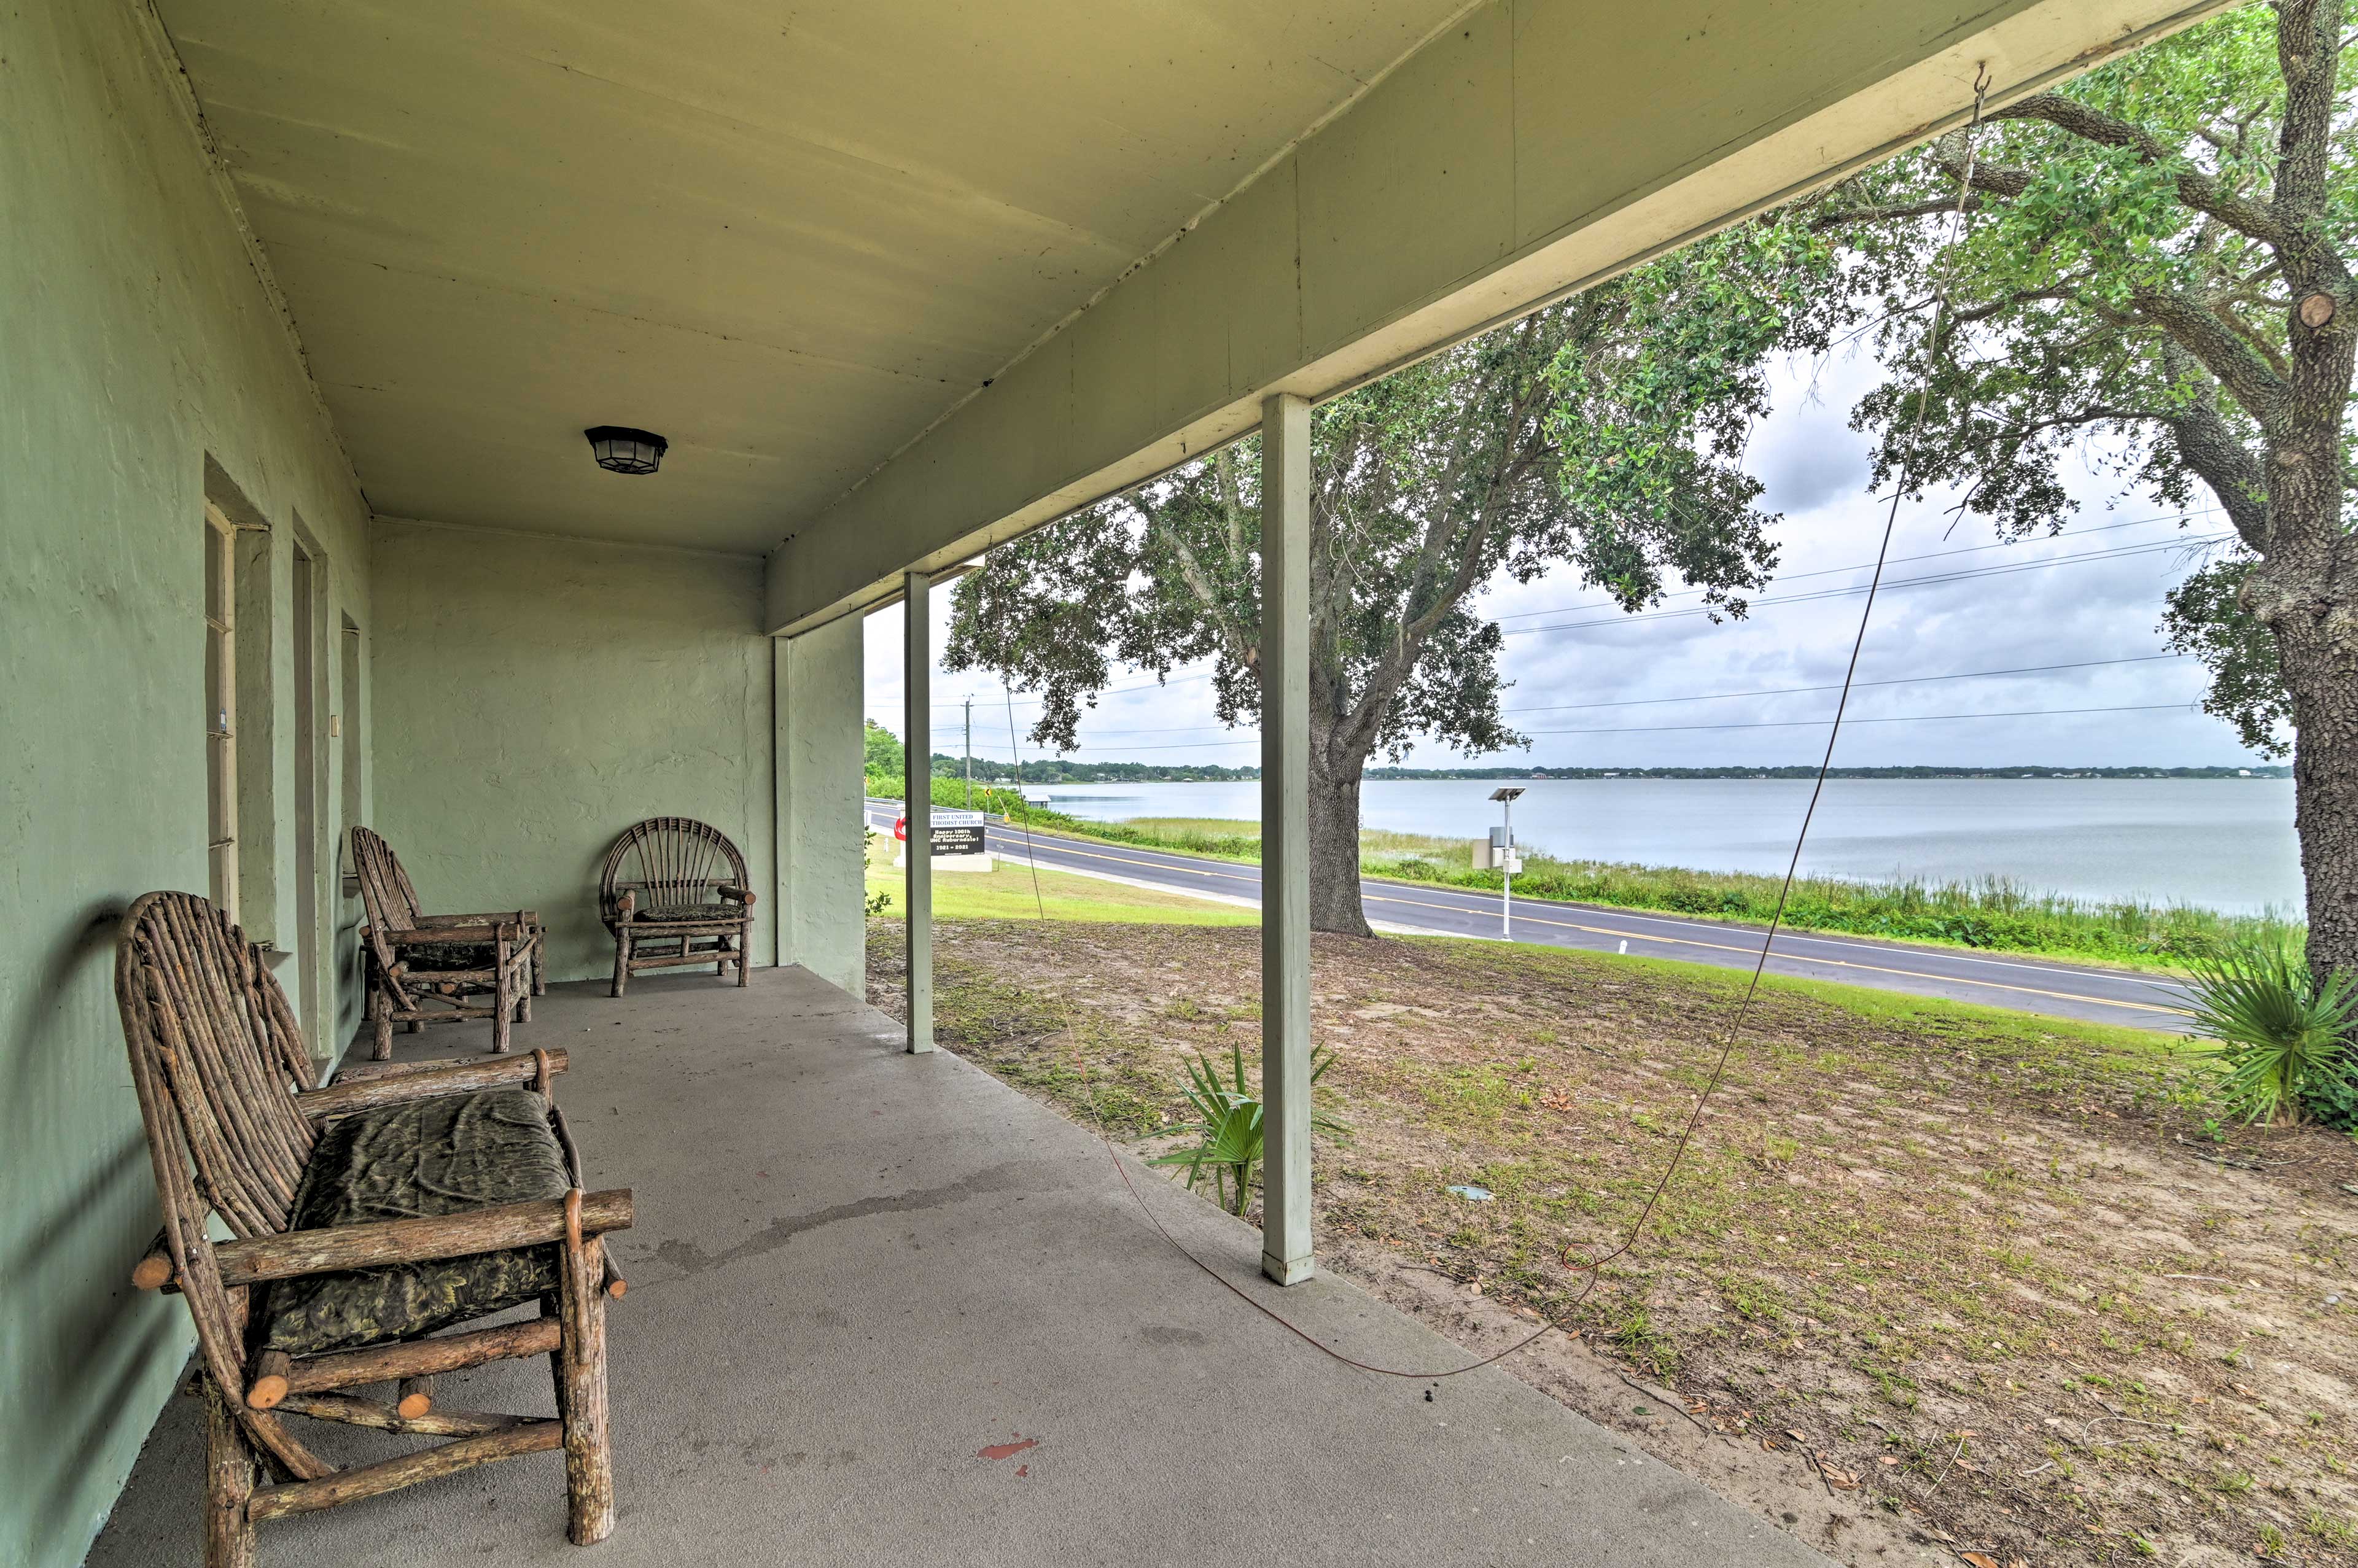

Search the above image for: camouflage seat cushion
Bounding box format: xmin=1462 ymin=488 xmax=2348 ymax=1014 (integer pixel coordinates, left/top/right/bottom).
xmin=260 ymin=1089 xmax=572 ymax=1356
xmin=633 ymin=902 xmax=741 ymax=923
xmin=394 ymin=941 xmax=498 ymax=971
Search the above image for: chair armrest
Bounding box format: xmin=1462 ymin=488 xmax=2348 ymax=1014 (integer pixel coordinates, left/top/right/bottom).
xmin=212 ymin=1189 xmax=634 ymax=1287
xmin=386 ymin=923 xmax=521 ymax=947
xmin=715 ymin=883 xmax=757 ymax=906
xmin=298 ymin=1052 xmax=569 ymax=1120
xmin=614 ymin=890 xmax=637 ymax=923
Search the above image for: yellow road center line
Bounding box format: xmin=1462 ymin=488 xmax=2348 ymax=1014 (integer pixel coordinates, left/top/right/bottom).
xmin=959 ymin=820 xmax=2182 ymax=1020
xmin=1363 ymin=893 xmax=2181 ymax=1016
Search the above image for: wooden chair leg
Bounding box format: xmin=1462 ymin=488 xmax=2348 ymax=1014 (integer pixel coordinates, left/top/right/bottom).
xmin=609 ymin=931 xmax=631 ymax=998
xmin=735 ymin=931 xmax=749 ymax=987
xmin=492 ymin=953 xmax=515 ymax=1056
xmin=558 ymin=1236 xmax=615 ymax=1545
xmin=203 ymin=1378 xmax=257 ymax=1568
xmin=369 ymin=989 xmax=394 ymax=1062
xmin=541 ymin=1292 xmax=567 ymax=1422
xmin=533 ymin=935 xmax=548 ymax=997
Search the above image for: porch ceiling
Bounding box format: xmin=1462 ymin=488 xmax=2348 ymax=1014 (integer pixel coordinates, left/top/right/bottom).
xmin=152 ymin=0 xmax=1472 ymax=553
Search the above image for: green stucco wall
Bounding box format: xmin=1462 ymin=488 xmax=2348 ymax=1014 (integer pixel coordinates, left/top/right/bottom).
xmin=0 ymin=4 xmax=377 ymax=1564
xmin=776 ymin=616 xmax=868 ymax=995
xmin=371 ymin=521 xmax=776 ymax=984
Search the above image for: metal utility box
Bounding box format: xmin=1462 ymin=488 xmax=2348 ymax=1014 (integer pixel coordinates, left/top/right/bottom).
xmin=1471 ymin=837 xmax=1523 ymax=874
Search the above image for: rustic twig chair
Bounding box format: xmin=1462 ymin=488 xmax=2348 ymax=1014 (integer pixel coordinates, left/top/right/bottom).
xmin=598 ymin=817 xmax=757 ymax=996
xmin=352 ymin=826 xmax=544 ymax=1059
xmin=115 ymin=890 xmax=630 ymax=1566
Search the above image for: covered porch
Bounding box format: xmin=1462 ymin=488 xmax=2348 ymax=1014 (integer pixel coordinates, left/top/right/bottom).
xmin=2 ymin=0 xmax=2230 ymax=1562
xmin=84 ymin=969 xmax=1816 ymax=1566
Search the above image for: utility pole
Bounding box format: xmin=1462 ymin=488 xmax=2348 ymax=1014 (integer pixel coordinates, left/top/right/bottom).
xmin=963 ymin=696 xmax=973 ymax=809
xmin=1489 ymin=787 xmax=1525 ymax=941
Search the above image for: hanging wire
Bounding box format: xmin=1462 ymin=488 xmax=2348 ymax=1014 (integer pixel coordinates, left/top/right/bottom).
xmin=984 ymin=69 xmax=1999 ymax=1383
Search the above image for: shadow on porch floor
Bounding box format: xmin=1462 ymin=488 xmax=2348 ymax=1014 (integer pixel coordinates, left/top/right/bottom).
xmin=88 ymin=967 xmax=1826 ymax=1566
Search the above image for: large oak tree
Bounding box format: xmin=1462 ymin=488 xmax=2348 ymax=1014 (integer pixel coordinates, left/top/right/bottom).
xmin=944 ymin=225 xmax=1840 ymax=935
xmin=1813 ymin=1 xmax=2357 ymax=971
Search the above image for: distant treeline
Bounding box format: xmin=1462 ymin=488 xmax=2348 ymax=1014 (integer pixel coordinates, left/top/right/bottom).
xmin=927 ymin=753 xmax=2288 ymax=783
xmin=927 ymin=754 xmax=1256 ymax=783
xmin=1364 ymin=764 xmax=2294 ymax=780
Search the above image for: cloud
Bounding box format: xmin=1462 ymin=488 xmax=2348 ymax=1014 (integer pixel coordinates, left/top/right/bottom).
xmin=868 ymin=352 xmax=2262 ymax=772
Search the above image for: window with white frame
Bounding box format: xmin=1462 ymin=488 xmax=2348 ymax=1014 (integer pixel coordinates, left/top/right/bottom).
xmin=204 ymin=501 xmax=239 ymax=920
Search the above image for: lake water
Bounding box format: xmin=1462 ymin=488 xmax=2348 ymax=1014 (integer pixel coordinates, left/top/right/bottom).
xmin=1022 ymin=778 xmax=2303 ymax=914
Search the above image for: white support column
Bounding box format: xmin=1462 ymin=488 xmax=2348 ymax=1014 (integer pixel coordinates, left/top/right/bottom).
xmin=901 ymin=572 xmax=934 ymax=1053
xmin=1258 ymin=392 xmax=1313 ymax=1286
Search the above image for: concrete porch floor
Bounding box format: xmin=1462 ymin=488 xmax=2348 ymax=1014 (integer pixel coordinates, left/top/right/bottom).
xmin=88 ymin=966 xmax=1829 ymax=1567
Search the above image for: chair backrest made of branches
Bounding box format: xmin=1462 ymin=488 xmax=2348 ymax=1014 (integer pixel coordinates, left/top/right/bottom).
xmin=351 ymin=826 xmax=426 ymax=1003
xmin=598 ymin=818 xmax=749 ymax=931
xmin=115 ymin=890 xmax=333 ymax=1475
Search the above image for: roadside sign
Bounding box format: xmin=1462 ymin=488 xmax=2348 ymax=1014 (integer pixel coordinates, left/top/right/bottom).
xmin=932 ymin=824 xmax=986 ymax=856
xmin=932 ymin=809 xmax=985 ymax=856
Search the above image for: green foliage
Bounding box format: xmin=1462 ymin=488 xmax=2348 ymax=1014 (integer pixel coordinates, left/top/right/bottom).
xmin=1149 ymin=1042 xmax=1349 ymax=1215
xmin=863 ymin=770 xmax=1030 ymax=819
xmin=2162 ymin=557 xmax=2292 ymax=757
xmin=944 ymin=225 xmax=1843 ymax=764
xmin=1812 ymin=5 xmax=2357 ymax=753
xmin=863 ymin=719 xmax=905 ymax=777
xmin=2176 ymin=941 xmax=2358 ymax=1126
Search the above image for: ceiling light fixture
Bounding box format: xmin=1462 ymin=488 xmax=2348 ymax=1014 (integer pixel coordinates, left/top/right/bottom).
xmin=584 ymin=425 xmax=667 ymax=475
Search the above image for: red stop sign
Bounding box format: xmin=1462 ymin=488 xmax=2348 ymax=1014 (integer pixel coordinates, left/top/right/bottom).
xmin=892 ymin=815 xmax=908 ymax=842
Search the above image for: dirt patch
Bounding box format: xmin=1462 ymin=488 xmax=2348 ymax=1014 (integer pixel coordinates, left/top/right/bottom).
xmin=872 ymin=918 xmax=2358 ymax=1567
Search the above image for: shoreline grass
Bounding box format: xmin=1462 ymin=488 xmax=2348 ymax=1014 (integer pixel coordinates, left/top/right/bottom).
xmin=865 ymin=777 xmax=2299 ymax=971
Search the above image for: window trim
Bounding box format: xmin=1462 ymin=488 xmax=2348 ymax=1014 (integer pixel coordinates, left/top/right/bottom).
xmin=204 ymin=500 xmax=239 ymax=923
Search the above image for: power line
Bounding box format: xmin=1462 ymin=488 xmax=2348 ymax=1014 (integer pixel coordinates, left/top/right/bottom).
xmin=924 ymin=653 xmax=2195 ymax=740
xmin=1498 ymin=652 xmax=2190 ymax=715
xmin=1486 ymin=508 xmax=2216 ymax=624
xmin=1516 ymin=701 xmax=2199 ymax=739
xmin=957 ymin=699 xmax=2206 ymax=756
xmin=890 ymin=515 xmax=2230 ymax=713
xmin=892 ymin=525 xmax=2230 ymax=718
xmin=1501 ymin=531 xmax=2235 ymax=637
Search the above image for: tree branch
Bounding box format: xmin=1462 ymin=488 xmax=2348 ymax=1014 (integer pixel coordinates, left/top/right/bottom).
xmin=1987 ymin=93 xmax=2289 ymax=248
xmin=1811 ymin=193 xmax=1989 ymax=230
xmin=2126 ymin=287 xmax=2293 ymax=429
xmin=1138 ymin=492 xmax=1258 ymax=669
xmin=2156 ymin=344 xmax=2274 ymax=549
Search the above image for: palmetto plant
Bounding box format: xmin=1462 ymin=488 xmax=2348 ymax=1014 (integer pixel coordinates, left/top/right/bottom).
xmin=2177 ymin=944 xmax=2358 ymax=1127
xmin=1151 ymin=1042 xmax=1349 ymax=1215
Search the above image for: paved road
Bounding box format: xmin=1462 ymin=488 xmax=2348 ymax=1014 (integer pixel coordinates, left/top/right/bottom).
xmin=865 ymin=802 xmax=2190 ymax=1031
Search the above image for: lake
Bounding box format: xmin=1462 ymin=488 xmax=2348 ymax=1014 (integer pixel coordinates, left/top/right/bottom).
xmin=1020 ymin=778 xmax=2303 ymax=914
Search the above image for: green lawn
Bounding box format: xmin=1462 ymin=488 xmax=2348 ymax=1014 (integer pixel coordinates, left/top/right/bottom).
xmin=863 ymin=831 xmax=1251 ymax=926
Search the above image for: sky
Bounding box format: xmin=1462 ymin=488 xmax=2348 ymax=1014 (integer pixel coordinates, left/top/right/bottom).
xmin=864 ymin=347 xmax=2265 ymax=773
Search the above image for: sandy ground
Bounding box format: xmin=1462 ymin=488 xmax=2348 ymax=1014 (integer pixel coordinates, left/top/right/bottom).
xmin=871 ymin=918 xmax=2358 ymax=1567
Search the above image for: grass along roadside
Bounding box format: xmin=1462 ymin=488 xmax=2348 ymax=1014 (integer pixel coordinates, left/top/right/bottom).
xmin=869 ymin=917 xmax=2358 ymax=1567
xmin=862 ymin=826 xmax=1250 ymax=926
xmin=867 ymin=777 xmax=2300 ymax=971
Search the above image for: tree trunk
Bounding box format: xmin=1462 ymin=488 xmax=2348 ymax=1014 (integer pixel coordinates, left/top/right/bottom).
xmin=2274 ymin=608 xmax=2358 ymax=979
xmin=1305 ymin=734 xmax=1373 ymax=937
